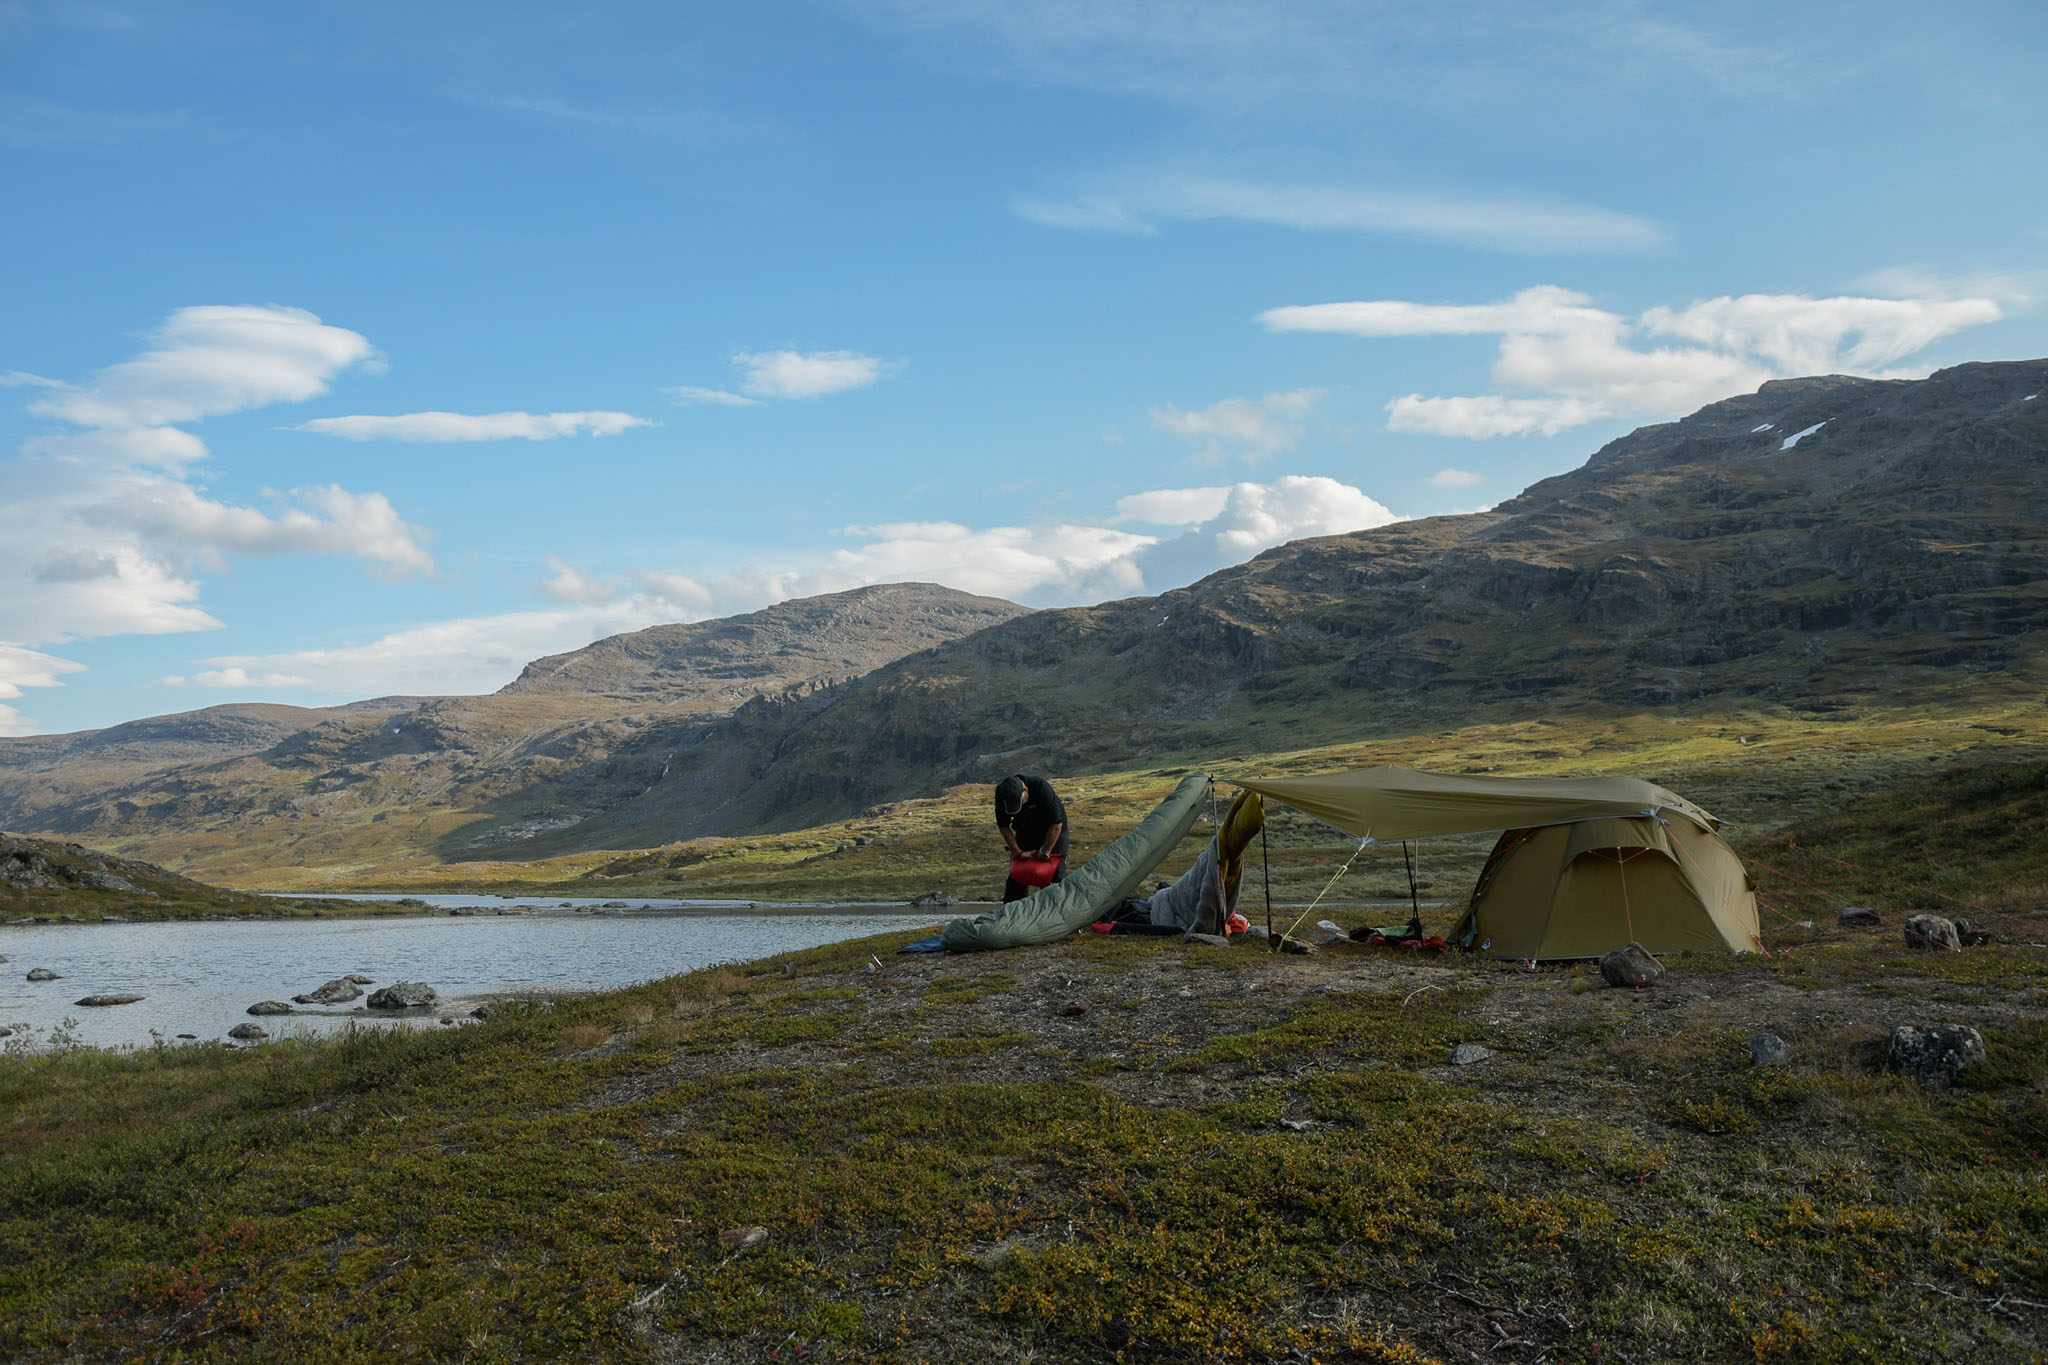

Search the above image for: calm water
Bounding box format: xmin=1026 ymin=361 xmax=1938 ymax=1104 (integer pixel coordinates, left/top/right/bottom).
xmin=0 ymin=899 xmax=946 ymax=1051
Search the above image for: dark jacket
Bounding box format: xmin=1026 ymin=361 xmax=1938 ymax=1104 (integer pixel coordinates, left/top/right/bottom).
xmin=995 ymin=775 xmax=1069 ymax=859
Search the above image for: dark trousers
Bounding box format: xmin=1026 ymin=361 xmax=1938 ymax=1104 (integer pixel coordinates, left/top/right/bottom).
xmin=1002 ymin=854 xmax=1067 ymax=903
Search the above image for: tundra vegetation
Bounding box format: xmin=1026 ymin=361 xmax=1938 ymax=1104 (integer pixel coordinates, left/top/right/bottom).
xmin=2 ymin=744 xmax=2044 ymax=1363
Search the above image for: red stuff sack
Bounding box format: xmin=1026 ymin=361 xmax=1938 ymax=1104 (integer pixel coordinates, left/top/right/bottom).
xmin=1009 ymin=856 xmax=1058 ymax=889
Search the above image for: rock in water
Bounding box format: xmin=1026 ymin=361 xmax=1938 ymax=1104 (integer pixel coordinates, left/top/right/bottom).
xmin=293 ymin=977 xmax=364 ymax=1005
xmin=1883 ymin=1024 xmax=1984 ymax=1089
xmin=1600 ymin=942 xmax=1663 ymax=988
xmin=26 ymin=968 xmax=61 ymax=981
xmin=367 ymin=981 xmax=437 ymax=1009
xmin=345 ymin=974 xmax=374 ymax=985
xmin=1903 ymin=914 xmax=1960 ymax=951
xmin=246 ymin=1001 xmax=294 ymax=1016
xmin=1450 ymin=1043 xmax=1497 ymax=1066
xmin=76 ymin=993 xmax=144 ymax=1007
xmin=1838 ymin=907 xmax=1882 ymax=927
xmin=227 ymin=1023 xmax=267 ymax=1041
xmin=1748 ymin=1032 xmax=1792 ymax=1066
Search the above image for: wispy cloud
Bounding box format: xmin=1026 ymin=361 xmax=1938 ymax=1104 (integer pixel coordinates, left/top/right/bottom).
xmin=1018 ymin=177 xmax=1667 ymax=255
xmin=1262 ymin=286 xmax=2004 ymax=437
xmin=293 ymin=410 xmax=653 ymax=442
xmin=1151 ymin=388 xmax=1323 ymax=464
xmin=668 ymin=349 xmax=903 ymax=406
xmin=1427 ymin=468 xmax=1483 ymax=487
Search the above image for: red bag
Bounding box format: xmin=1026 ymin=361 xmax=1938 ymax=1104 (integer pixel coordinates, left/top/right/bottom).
xmin=1009 ymin=856 xmax=1058 ymax=889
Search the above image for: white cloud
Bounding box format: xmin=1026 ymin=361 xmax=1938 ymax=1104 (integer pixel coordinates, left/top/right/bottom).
xmin=1427 ymin=468 xmax=1483 ymax=487
xmin=1388 ymin=395 xmax=1611 ymax=438
xmin=1151 ymin=388 xmax=1322 ymax=464
xmin=1 ymin=370 xmax=67 ymax=388
xmin=668 ymin=349 xmax=903 ymax=406
xmin=0 ymin=306 xmax=437 ymax=727
xmin=1132 ymin=476 xmax=1402 ymax=590
xmin=168 ymin=667 xmax=315 ymax=689
xmin=734 ymin=349 xmax=900 ymax=400
xmin=541 ymin=556 xmax=617 ymax=605
xmin=0 ymin=644 xmax=88 ymax=737
xmin=1113 ymin=487 xmax=1232 ymax=526
xmin=665 ymin=385 xmax=764 ymax=408
xmin=293 ymin=410 xmax=652 ymax=441
xmin=1019 ymin=177 xmax=1667 ymax=255
xmin=31 ymin=305 xmax=379 ymax=428
xmin=1264 ymin=286 xmax=2004 ymax=438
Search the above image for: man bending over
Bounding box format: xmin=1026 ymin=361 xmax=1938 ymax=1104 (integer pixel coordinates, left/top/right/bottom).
xmin=995 ymin=774 xmax=1068 ymax=902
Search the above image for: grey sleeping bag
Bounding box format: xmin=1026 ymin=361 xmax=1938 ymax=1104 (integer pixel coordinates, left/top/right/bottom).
xmin=940 ymin=773 xmax=1210 ymax=951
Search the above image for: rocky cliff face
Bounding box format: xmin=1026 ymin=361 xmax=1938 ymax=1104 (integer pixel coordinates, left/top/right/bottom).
xmin=3 ymin=361 xmax=2044 ymax=875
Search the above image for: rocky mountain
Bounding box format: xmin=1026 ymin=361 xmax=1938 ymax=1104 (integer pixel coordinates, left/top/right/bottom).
xmin=0 ymin=585 xmax=1028 ymax=876
xmin=2 ymin=360 xmax=2043 ymax=879
xmin=501 ymin=583 xmax=1026 ymax=703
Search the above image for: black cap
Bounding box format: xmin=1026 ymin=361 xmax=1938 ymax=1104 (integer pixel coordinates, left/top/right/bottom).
xmin=996 ymin=775 xmax=1027 ymax=816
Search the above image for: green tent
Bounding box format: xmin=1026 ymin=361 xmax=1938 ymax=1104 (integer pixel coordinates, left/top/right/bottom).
xmin=940 ymin=774 xmax=1210 ymax=952
xmin=1232 ymin=766 xmax=1759 ymax=960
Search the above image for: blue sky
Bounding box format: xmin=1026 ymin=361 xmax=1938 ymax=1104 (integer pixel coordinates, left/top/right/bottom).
xmin=3 ymin=0 xmax=2045 ymax=735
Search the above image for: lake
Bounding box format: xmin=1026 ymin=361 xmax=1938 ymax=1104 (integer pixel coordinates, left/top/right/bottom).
xmin=0 ymin=897 xmax=950 ymax=1051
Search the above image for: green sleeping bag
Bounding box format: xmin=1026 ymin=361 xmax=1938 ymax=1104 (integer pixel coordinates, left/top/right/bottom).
xmin=940 ymin=773 xmax=1210 ymax=951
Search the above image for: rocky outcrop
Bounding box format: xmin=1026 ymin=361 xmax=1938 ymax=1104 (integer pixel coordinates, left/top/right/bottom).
xmin=367 ymin=981 xmax=437 ymax=1009
xmin=247 ymin=1001 xmax=294 ymax=1016
xmin=1883 ymin=1024 xmax=1984 ymax=1088
xmin=293 ymin=978 xmax=363 ymax=1005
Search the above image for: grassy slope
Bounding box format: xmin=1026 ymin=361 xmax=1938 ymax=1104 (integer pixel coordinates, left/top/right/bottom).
xmin=246 ymin=692 xmax=2048 ymax=912
xmin=2 ymin=753 xmax=2045 ymax=1362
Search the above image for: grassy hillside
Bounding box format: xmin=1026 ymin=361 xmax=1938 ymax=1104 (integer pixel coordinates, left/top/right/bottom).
xmin=2 ymin=756 xmax=2043 ymax=1361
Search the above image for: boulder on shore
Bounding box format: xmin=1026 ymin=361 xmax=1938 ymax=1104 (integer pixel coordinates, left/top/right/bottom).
xmin=1883 ymin=1024 xmax=1984 ymax=1089
xmin=1903 ymin=914 xmax=1961 ymax=952
xmin=910 ymin=890 xmax=957 ymax=908
xmin=246 ymin=1001 xmax=294 ymax=1016
xmin=1600 ymin=942 xmax=1663 ymax=988
xmin=367 ymin=981 xmax=437 ymax=1009
xmin=293 ymin=977 xmax=363 ymax=1005
xmin=76 ymin=993 xmax=144 ymax=1007
xmin=227 ymin=1023 xmax=267 ymax=1041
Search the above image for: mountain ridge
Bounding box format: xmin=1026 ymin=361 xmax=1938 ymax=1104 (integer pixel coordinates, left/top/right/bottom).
xmin=4 ymin=359 xmax=2044 ymax=879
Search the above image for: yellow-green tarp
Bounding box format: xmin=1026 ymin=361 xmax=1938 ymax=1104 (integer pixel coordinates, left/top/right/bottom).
xmin=1231 ymin=765 xmax=1716 ymax=843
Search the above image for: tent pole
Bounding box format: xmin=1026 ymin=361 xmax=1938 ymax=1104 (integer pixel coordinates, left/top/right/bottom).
xmin=1404 ymin=840 xmax=1422 ymax=938
xmin=1262 ymin=823 xmax=1273 ymax=950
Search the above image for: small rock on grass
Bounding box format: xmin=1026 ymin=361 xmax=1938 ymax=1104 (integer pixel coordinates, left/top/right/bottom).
xmin=1839 ymin=907 xmax=1882 ymax=927
xmin=1278 ymin=934 xmax=1319 ymax=956
xmin=76 ymin=993 xmax=144 ymax=1007
xmin=1883 ymin=1024 xmax=1984 ymax=1089
xmin=1450 ymin=1043 xmax=1496 ymax=1066
xmin=1600 ymin=942 xmax=1663 ymax=988
xmin=1748 ymin=1032 xmax=1792 ymax=1066
xmin=227 ymin=1023 xmax=267 ymax=1041
xmin=1904 ymin=914 xmax=1961 ymax=951
xmin=1183 ymin=932 xmax=1232 ymax=948
xmin=719 ymin=1225 xmax=769 ymax=1252
xmin=1059 ymin=1002 xmax=1090 ymax=1017
xmin=26 ymin=968 xmax=59 ymax=981
xmin=247 ymin=1001 xmax=293 ymax=1016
